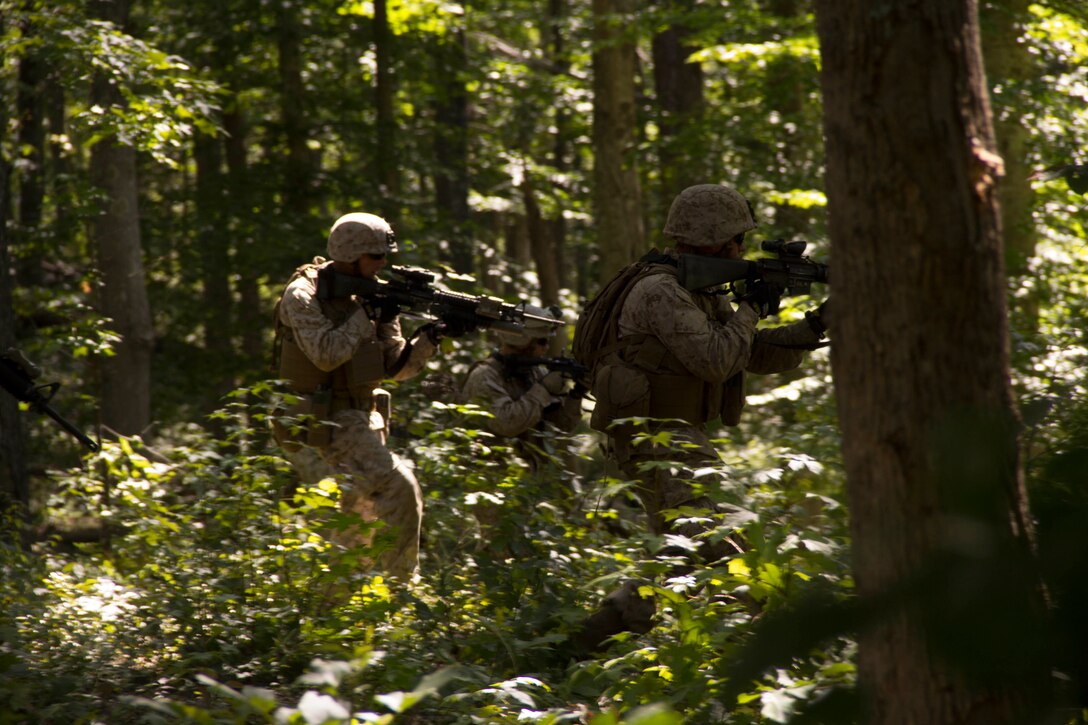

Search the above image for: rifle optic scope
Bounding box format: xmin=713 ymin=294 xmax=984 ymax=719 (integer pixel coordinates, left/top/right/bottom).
xmin=761 ymin=239 xmax=808 ymax=257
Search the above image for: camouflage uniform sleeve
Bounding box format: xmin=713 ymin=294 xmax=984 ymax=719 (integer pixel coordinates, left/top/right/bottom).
xmin=747 ymin=318 xmax=823 ymax=374
xmin=280 ymin=274 xmax=374 ymax=372
xmin=618 ymin=274 xmax=760 ymax=383
xmin=462 ymin=360 xmax=554 ymax=437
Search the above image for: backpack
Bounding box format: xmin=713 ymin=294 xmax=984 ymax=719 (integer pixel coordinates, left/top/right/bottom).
xmin=570 ymin=249 xmax=675 ymax=387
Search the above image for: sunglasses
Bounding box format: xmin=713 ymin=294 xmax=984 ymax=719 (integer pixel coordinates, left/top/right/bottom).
xmin=364 ymin=252 xmax=386 ymax=261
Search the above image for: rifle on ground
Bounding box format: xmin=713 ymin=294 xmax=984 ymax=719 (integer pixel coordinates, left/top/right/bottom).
xmin=0 ymin=348 xmax=99 ymax=451
xmin=677 ymin=239 xmax=829 ymax=296
xmin=316 ymin=264 xmax=562 ymax=337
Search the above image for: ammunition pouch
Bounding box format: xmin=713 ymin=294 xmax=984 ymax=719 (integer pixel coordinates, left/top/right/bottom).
xmin=589 ymin=363 xmax=650 ymax=432
xmin=278 ymin=338 xmax=328 ymax=393
xmin=340 ymin=339 xmax=385 ymax=390
xmin=590 ymin=364 xmax=744 ymax=431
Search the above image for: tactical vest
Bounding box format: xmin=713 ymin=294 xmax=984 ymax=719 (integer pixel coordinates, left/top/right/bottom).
xmin=271 ymin=260 xmax=388 ymax=448
xmin=574 ymin=251 xmax=743 ymax=431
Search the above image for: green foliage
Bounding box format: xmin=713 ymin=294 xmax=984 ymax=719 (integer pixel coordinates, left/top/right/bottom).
xmin=0 ymin=374 xmax=856 ymax=723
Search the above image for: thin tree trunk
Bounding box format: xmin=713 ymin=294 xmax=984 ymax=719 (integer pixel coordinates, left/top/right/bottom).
xmin=374 ymin=0 xmax=399 ymax=217
xmin=651 ymin=0 xmax=706 ymax=202
xmin=223 ymin=107 xmax=264 ymax=366
xmin=194 ymin=132 xmax=233 ymax=400
xmin=90 ymin=0 xmax=152 ymax=437
xmin=432 ymin=28 xmax=473 ymax=274
xmin=592 ymin=0 xmax=644 ymax=284
xmin=0 ymin=44 xmax=30 ymax=513
xmin=981 ymin=0 xmax=1037 ymax=319
xmin=15 ymin=8 xmax=45 ymax=287
xmin=277 ymin=0 xmax=310 ymax=218
xmin=815 ymin=1 xmax=1048 ymax=722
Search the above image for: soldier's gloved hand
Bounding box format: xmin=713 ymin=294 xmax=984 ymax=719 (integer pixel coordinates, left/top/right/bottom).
xmin=375 ymin=299 xmax=400 ymax=323
xmin=416 ymin=322 xmax=443 ymax=345
xmin=540 ymin=370 xmax=569 ymax=395
xmin=440 ymin=317 xmax=477 ymax=338
xmin=740 ymin=280 xmax=781 ymax=318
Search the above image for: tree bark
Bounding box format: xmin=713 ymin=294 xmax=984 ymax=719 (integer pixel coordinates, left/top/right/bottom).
xmin=981 ymin=0 xmax=1037 ymax=322
xmin=592 ymin=0 xmax=645 ymax=284
xmin=432 ymin=28 xmax=473 ymax=274
xmin=194 ymin=131 xmax=234 ymax=400
xmin=0 ymin=41 xmax=30 ymax=512
xmin=651 ymin=0 xmax=706 ymax=202
xmin=277 ymin=0 xmax=311 ymax=219
xmin=90 ymin=0 xmax=153 ymax=437
xmin=223 ymin=107 xmax=264 ymax=366
xmin=815 ymin=1 xmax=1048 ymax=722
xmin=15 ymin=9 xmax=46 ymax=287
xmin=374 ymin=0 xmax=399 ymax=217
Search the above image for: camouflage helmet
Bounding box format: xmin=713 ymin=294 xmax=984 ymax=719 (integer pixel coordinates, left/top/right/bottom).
xmin=662 ymin=184 xmax=757 ymax=247
xmin=327 ymin=212 xmax=398 ymax=262
xmin=494 ymin=305 xmax=563 ymax=348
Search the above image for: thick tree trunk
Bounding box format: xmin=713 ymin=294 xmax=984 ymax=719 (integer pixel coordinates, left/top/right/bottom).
xmin=592 ymin=0 xmax=644 ymax=284
xmin=90 ymin=0 xmax=152 ymax=437
xmin=815 ymin=1 xmax=1047 ymax=722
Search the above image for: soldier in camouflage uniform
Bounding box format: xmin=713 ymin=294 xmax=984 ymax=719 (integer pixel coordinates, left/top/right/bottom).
xmin=460 ymin=311 xmax=583 ymax=470
xmin=272 ymin=212 xmax=440 ymax=580
xmin=574 ymin=183 xmax=830 ymax=650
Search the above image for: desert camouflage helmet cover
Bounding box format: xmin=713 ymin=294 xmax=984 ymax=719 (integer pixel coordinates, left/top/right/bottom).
xmin=495 ymin=305 xmax=563 ymax=348
xmin=327 ymin=212 xmax=398 ymax=262
xmin=662 ymin=184 xmax=757 ymax=247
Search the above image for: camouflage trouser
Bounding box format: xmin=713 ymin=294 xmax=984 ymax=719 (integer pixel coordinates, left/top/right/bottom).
xmin=573 ymin=424 xmax=731 ymax=653
xmin=613 ymin=423 xmax=733 ymax=564
xmin=286 ymin=408 xmax=422 ymax=580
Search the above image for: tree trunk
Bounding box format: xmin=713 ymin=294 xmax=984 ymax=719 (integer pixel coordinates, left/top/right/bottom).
xmin=374 ymin=0 xmax=399 ymax=217
xmin=651 ymin=0 xmax=706 ymax=202
xmin=815 ymin=1 xmax=1048 ymax=722
xmin=524 ymin=183 xmax=561 ymax=308
xmin=0 ymin=48 xmax=29 ymax=513
xmin=432 ymin=28 xmax=473 ymax=274
xmin=546 ymin=0 xmax=570 ymax=297
xmin=15 ymin=10 xmax=46 ymax=287
xmin=90 ymin=0 xmax=152 ymax=437
xmin=277 ymin=0 xmax=311 ymax=219
xmin=194 ymin=131 xmax=234 ymax=401
xmin=592 ymin=0 xmax=644 ymax=284
xmin=223 ymin=107 xmax=264 ymax=367
xmin=980 ymin=0 xmax=1037 ymax=318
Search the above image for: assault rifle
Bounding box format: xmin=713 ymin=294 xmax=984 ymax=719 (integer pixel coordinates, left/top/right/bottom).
xmin=494 ymin=353 xmax=589 ymax=382
xmin=677 ymin=239 xmax=830 ymax=296
xmin=0 ymin=348 xmax=99 ymax=451
xmin=316 ymin=264 xmax=562 ymax=337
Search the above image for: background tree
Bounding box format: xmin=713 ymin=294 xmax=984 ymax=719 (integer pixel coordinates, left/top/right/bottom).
xmin=88 ymin=0 xmax=153 ymax=437
xmin=815 ymin=0 xmax=1049 ymax=721
xmin=591 ymin=0 xmax=644 ymax=282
